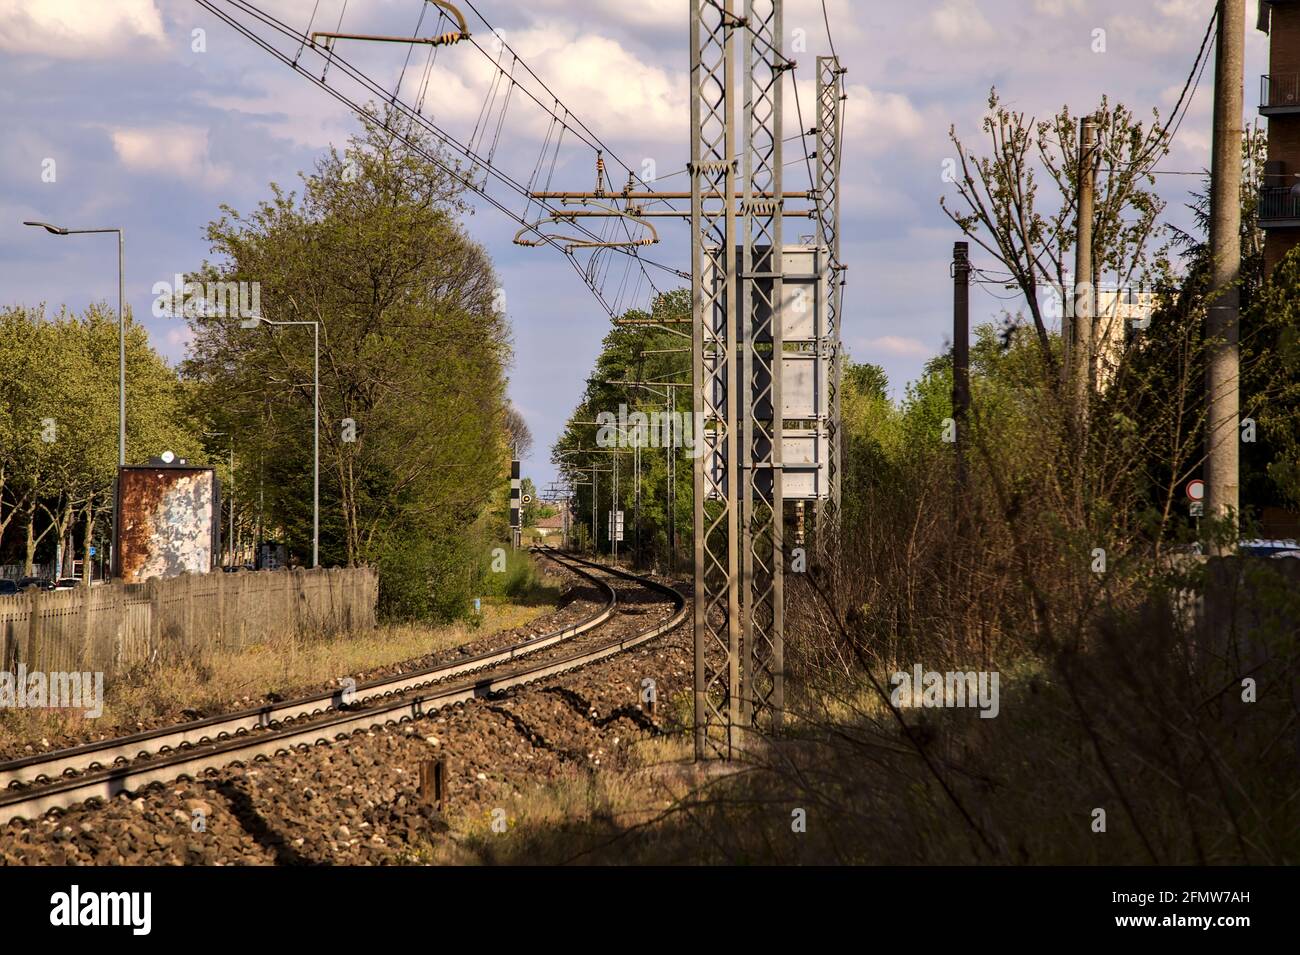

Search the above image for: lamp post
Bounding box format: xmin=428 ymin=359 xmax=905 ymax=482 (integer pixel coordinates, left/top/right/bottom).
xmin=558 ymin=447 xmax=630 ymax=557
xmin=25 ymin=220 xmax=126 ymax=580
xmin=23 ymin=221 xmax=126 ymax=467
xmin=603 ymin=379 xmax=690 ymax=570
xmin=203 ymin=431 xmax=236 ymax=566
xmin=243 ymin=315 xmax=319 ymax=568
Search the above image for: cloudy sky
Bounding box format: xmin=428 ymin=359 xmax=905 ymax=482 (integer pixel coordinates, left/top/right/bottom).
xmin=0 ymin=0 xmax=1270 ymax=488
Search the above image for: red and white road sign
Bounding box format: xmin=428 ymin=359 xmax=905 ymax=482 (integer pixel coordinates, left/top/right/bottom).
xmin=1186 ymin=479 xmax=1205 ymax=502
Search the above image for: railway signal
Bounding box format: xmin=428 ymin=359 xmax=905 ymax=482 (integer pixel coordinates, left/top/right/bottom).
xmin=510 ymin=454 xmax=521 ymax=550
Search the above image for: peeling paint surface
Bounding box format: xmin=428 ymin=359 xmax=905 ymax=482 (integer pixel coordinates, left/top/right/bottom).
xmin=116 ymin=468 xmax=216 ymax=583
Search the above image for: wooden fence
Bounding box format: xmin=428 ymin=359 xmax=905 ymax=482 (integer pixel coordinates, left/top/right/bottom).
xmin=0 ymin=567 xmax=378 ymax=679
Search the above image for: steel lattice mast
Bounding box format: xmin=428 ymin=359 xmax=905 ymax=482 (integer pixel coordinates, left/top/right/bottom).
xmin=691 ymin=0 xmax=794 ymax=756
xmin=815 ymin=55 xmax=845 ymax=528
xmin=741 ymin=0 xmax=785 ymax=730
xmin=691 ymin=0 xmax=741 ymax=759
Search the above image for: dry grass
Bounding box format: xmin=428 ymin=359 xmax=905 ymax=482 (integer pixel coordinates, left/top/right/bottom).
xmin=412 ymin=731 xmax=756 ymax=865
xmin=401 ymin=628 xmax=1299 ymax=866
xmin=0 ymin=589 xmax=562 ymax=749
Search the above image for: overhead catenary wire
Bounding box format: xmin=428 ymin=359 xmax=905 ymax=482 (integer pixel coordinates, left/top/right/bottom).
xmin=412 ymin=7 xmax=451 ymax=114
xmin=320 ymin=0 xmax=350 ymax=81
xmin=193 ymin=0 xmax=687 ymax=320
xmin=458 ymin=0 xmax=680 ymax=213
xmin=292 ymin=0 xmax=321 ymax=64
xmin=201 ymin=1 xmax=688 ymax=293
xmin=286 ymin=2 xmax=674 ymax=273
xmin=820 ymin=0 xmax=839 ymax=63
xmin=393 ymin=0 xmax=429 ymax=100
xmin=1108 ymin=6 xmax=1217 ymax=173
xmin=453 ymin=1 xmax=675 ymax=300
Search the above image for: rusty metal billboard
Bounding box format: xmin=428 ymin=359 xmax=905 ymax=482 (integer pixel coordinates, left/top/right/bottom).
xmin=113 ymin=464 xmax=220 ymax=583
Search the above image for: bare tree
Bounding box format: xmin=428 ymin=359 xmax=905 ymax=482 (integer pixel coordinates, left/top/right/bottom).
xmin=941 ymin=90 xmax=1167 ymax=393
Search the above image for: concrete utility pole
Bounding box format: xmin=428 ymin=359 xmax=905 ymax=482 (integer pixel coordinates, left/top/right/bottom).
xmin=952 ymin=241 xmax=971 ymax=495
xmin=1073 ymin=116 xmax=1098 ymax=424
xmin=1207 ymin=0 xmax=1244 ymax=542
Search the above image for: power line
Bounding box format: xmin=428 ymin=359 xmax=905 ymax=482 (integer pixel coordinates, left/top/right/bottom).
xmin=453 ymin=2 xmax=676 ymax=302
xmin=194 ymin=0 xmax=629 ymax=311
xmin=820 ymin=0 xmax=839 ymax=62
xmin=1110 ymin=6 xmax=1217 ymax=173
xmin=458 ymin=0 xmax=678 ymax=214
xmin=194 ymin=0 xmax=688 ymax=318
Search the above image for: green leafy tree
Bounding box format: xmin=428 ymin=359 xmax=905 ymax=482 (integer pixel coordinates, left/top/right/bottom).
xmin=183 ymin=107 xmax=514 ymax=618
xmin=554 ymin=289 xmax=692 ymax=564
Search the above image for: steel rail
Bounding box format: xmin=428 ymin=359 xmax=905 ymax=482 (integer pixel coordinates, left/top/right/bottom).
xmin=0 ymin=553 xmax=616 ymax=790
xmin=0 ymin=553 xmax=685 ymax=824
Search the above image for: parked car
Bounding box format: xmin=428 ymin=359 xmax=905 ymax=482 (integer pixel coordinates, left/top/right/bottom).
xmin=16 ymin=577 xmax=54 ymax=592
xmin=53 ymin=578 xmax=82 ymax=590
xmin=1176 ymin=539 xmax=1300 ymax=559
xmin=1238 ymin=538 xmax=1300 ymax=558
xmin=0 ymin=580 xmax=18 ymax=596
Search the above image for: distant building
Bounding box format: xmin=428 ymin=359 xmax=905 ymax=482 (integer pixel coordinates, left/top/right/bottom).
xmin=1053 ymin=282 xmax=1156 ymax=387
xmin=1094 ymin=287 xmax=1157 ymax=385
xmin=533 ymin=512 xmax=566 ymax=538
xmin=1259 ymin=1 xmax=1300 ymax=275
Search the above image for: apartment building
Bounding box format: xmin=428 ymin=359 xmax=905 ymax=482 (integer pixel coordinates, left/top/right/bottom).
xmin=1259 ymin=0 xmax=1300 ymax=274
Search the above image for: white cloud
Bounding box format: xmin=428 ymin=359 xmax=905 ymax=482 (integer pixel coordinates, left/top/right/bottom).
xmin=164 ymin=325 xmax=193 ymax=350
xmin=274 ymin=24 xmax=689 ymax=151
xmin=1032 ymin=0 xmax=1085 ymax=15
xmin=0 ymin=0 xmax=165 ymax=58
xmin=526 ymin=0 xmax=681 ymax=30
xmin=111 ymin=125 xmax=231 ymax=188
xmin=1155 ymin=0 xmax=1206 ymax=22
xmin=930 ymin=0 xmax=996 ymax=45
xmin=505 ymin=28 xmax=685 ymax=143
xmin=842 ymin=82 xmax=926 ymax=151
xmin=194 ymin=72 xmax=356 ymax=151
xmin=860 ymin=335 xmax=933 ymax=358
xmin=1111 ymin=2 xmax=1212 ymax=56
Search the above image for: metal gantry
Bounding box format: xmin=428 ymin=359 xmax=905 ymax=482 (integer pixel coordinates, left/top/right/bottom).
xmin=526 ymin=0 xmax=840 ymax=759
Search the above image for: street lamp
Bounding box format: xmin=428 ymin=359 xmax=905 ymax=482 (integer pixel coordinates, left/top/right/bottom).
xmin=203 ymin=431 xmax=236 ymax=567
xmin=242 ymin=315 xmax=320 ymax=568
xmin=23 ymin=221 xmax=126 ymax=467
xmin=558 ymin=447 xmax=627 ymax=557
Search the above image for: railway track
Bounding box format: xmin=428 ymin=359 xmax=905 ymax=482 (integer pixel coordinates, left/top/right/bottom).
xmin=0 ymin=549 xmax=686 ymax=825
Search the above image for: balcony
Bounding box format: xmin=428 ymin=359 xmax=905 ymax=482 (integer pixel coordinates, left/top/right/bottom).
xmin=1262 ymin=74 xmax=1300 ymax=114
xmin=1259 ymin=186 xmax=1300 ymax=228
